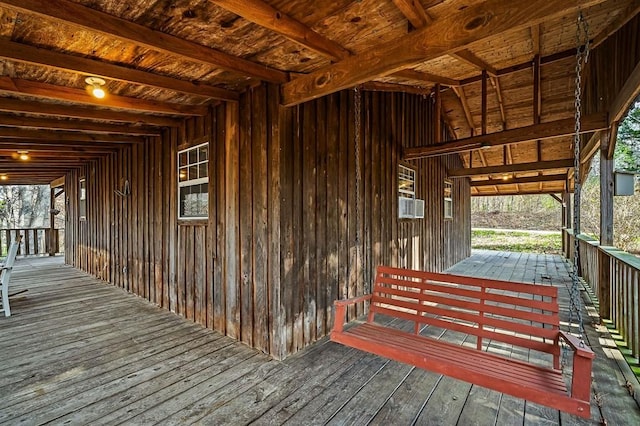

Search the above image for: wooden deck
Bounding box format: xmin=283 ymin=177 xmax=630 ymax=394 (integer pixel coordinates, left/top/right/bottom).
xmin=2 ymin=251 xmax=639 ymax=425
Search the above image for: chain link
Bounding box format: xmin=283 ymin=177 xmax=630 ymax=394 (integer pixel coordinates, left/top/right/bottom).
xmin=354 ymin=87 xmax=365 ymax=291
xmin=569 ymin=11 xmax=590 ymax=342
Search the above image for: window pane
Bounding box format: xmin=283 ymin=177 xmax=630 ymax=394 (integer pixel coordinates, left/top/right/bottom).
xmin=188 ymin=165 xmax=198 ymax=180
xmin=180 ymin=183 xmax=208 ymax=218
xmin=199 ymin=145 xmax=208 ymax=162
xmin=189 ymin=148 xmax=197 ymax=165
xmin=179 ymin=167 xmax=188 ymax=182
xmin=198 ymin=162 xmax=208 ymax=179
xmin=179 ymin=151 xmax=188 ymax=167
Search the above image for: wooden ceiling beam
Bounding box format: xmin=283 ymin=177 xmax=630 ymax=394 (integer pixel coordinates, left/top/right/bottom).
xmin=281 ymin=0 xmax=604 ymax=106
xmin=209 ymin=0 xmax=350 ymax=60
xmin=0 ymin=98 xmax=181 ymax=127
xmin=470 ymin=173 xmax=568 ymax=186
xmin=460 ymin=48 xmax=576 ymax=86
xmin=0 ymin=128 xmax=145 ymax=143
xmin=0 ymin=77 xmax=208 ymax=116
xmin=404 ymin=113 xmax=608 ymax=159
xmin=471 ymin=188 xmax=567 ymax=196
xmin=580 ymin=130 xmax=602 ymax=164
xmin=360 ymin=82 xmax=430 ymax=96
xmin=0 ymin=0 xmax=287 ymax=83
xmin=0 ymin=39 xmax=238 ymax=102
xmin=0 ymin=114 xmax=160 ymax=136
xmin=451 ymin=86 xmax=475 ymax=134
xmin=448 ymin=159 xmax=575 ymax=178
xmin=392 ymin=0 xmax=435 ymax=29
xmin=393 ymin=69 xmax=460 ymax=87
xmin=0 ymin=143 xmax=119 ymax=153
xmin=609 ymin=59 xmax=640 ymax=125
xmin=450 ymin=49 xmax=498 ymax=76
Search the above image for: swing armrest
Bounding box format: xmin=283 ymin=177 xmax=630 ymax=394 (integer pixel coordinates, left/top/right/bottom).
xmin=557 ymin=331 xmax=595 ymax=359
xmin=332 ymin=295 xmax=372 ymax=334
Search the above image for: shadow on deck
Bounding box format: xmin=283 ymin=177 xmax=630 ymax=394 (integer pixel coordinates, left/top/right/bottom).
xmin=1 ymin=251 xmax=639 ymax=425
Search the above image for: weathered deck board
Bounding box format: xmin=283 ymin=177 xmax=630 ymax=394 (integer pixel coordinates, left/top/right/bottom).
xmin=1 ymin=253 xmax=639 ymax=425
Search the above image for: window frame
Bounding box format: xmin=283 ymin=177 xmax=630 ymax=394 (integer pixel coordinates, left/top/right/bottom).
xmin=79 ymin=177 xmax=87 ymax=221
xmin=444 ymin=179 xmax=453 ymax=220
xmin=177 ymin=142 xmax=209 ymax=220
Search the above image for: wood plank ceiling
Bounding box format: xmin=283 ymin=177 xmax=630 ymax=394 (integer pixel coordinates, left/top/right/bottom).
xmin=0 ymin=0 xmax=636 ymax=191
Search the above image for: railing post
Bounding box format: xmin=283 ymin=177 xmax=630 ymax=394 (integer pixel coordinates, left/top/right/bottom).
xmin=598 ymin=247 xmax=611 ymax=319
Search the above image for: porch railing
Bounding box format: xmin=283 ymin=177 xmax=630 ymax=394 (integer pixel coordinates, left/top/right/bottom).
xmin=1 ymin=228 xmax=61 ymax=257
xmin=563 ymin=229 xmax=640 ymax=361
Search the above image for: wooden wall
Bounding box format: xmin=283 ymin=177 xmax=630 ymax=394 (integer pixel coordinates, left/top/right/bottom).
xmin=65 ymin=84 xmax=470 ymax=359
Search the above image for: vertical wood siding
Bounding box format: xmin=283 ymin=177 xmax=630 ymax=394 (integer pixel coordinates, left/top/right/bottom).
xmin=66 ymin=85 xmax=470 ymax=359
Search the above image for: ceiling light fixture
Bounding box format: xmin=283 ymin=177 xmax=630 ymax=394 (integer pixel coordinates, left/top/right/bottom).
xmin=85 ymin=76 xmax=107 ymax=99
xmin=0 ymin=174 xmax=7 ymax=181
xmin=17 ymin=150 xmax=29 ymax=161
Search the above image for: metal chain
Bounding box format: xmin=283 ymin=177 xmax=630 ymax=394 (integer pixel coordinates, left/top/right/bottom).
xmin=354 ymin=87 xmax=365 ymax=291
xmin=569 ymin=11 xmax=590 ymax=341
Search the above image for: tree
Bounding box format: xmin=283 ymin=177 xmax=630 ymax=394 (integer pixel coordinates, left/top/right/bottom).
xmin=615 ymin=101 xmax=640 ymax=172
xmin=0 ymin=185 xmax=50 ymax=228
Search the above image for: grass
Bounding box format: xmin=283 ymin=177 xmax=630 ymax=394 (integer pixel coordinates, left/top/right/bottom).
xmin=472 ymin=229 xmax=562 ymax=254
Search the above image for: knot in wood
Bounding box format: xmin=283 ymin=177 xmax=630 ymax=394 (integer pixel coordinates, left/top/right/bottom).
xmin=464 ymin=13 xmax=492 ymax=32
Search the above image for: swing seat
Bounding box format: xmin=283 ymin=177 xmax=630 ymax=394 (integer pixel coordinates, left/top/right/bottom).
xmin=331 ymin=266 xmax=594 ymax=419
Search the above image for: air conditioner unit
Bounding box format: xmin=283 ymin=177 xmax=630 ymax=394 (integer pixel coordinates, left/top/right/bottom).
xmin=398 ymin=196 xmax=415 ymax=218
xmin=415 ymin=199 xmax=425 ymax=219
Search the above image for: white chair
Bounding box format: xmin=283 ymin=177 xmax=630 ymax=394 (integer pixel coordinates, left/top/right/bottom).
xmin=1 ymin=236 xmax=22 ymax=317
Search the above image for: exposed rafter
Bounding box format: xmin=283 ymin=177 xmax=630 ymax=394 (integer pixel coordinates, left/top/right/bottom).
xmin=404 ymin=114 xmax=608 ymax=159
xmin=0 ymin=98 xmax=181 ymax=127
xmin=281 ymin=0 xmax=605 ymax=106
xmin=0 ymin=127 xmax=145 ymax=143
xmin=448 ymin=159 xmax=575 ymax=178
xmin=0 ymin=114 xmax=160 ymax=136
xmin=592 ymin=0 xmax=640 ymax=48
xmin=0 ymin=39 xmax=239 ymax=102
xmin=0 ymin=77 xmax=208 ymax=116
xmin=470 ymin=173 xmax=568 ymax=187
xmin=0 ymin=0 xmax=287 ymax=83
xmin=392 ymin=0 xmax=435 ymax=29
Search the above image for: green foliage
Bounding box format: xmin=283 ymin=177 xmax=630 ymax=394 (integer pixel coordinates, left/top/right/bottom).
xmin=615 ymin=101 xmax=640 ymax=172
xmin=471 ymin=229 xmax=562 ymax=254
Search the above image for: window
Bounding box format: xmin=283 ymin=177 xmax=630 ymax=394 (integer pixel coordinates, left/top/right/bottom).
xmin=444 ymin=180 xmax=453 ymax=219
xmin=398 ymin=164 xmax=424 ymax=219
xmin=178 ymin=142 xmax=209 ymax=219
xmin=79 ymin=177 xmax=86 ymax=220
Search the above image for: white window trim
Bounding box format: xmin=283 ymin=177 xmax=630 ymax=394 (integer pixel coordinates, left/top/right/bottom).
xmin=178 ymin=142 xmax=209 ymax=220
xmin=444 ymin=180 xmax=453 ymax=220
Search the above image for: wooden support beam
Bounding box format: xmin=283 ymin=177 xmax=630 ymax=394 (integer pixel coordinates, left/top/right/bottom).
xmin=0 ymin=128 xmax=144 ymax=143
xmin=209 ymin=0 xmax=350 ymax=60
xmin=531 ymin=24 xmax=541 ymax=56
xmin=0 ymin=77 xmax=208 ymax=116
xmin=600 ymin=131 xmax=614 ymax=246
xmin=392 ymin=0 xmax=436 ymax=29
xmin=435 ymin=83 xmax=442 ymax=143
xmin=450 ymin=49 xmax=498 ymax=76
xmin=449 ymin=159 xmax=575 ymax=178
xmin=0 ymin=0 xmax=287 ymax=83
xmin=0 ymin=39 xmax=239 ymax=101
xmin=360 ymin=82 xmax=430 ymax=96
xmin=0 ymin=142 xmax=120 ymax=153
xmin=549 ymin=193 xmax=563 ymax=203
xmin=0 ymin=114 xmax=160 ymax=136
xmin=0 ymin=98 xmax=181 ymax=127
xmin=471 ymin=188 xmax=569 ymax=196
xmin=460 ymin=48 xmax=576 ymax=86
xmin=607 ymin=124 xmax=618 ymax=160
xmin=451 ymin=86 xmax=475 ymax=134
xmin=580 ymin=130 xmax=602 ymax=164
xmin=470 ymin=173 xmax=567 ymax=187
xmin=490 ymin=76 xmax=506 ymax=130
xmin=404 ymin=113 xmax=607 ymax=159
xmin=50 ymin=176 xmax=65 ymax=188
xmin=481 ymin=70 xmax=488 ymax=135
xmin=609 ymin=60 xmax=640 ymax=124
xmin=281 ymin=0 xmax=605 ymax=106
xmin=394 ymin=69 xmax=460 ymax=87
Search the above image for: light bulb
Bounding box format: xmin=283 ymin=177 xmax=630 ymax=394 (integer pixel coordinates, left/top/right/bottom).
xmin=18 ymin=151 xmax=29 ymax=161
xmin=0 ymin=175 xmax=7 ymax=181
xmin=92 ymin=86 xmax=106 ymax=99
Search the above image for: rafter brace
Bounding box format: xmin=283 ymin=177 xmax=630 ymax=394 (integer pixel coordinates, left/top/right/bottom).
xmin=404 ymin=113 xmax=608 ymax=159
xmin=449 ymin=159 xmax=575 ymax=178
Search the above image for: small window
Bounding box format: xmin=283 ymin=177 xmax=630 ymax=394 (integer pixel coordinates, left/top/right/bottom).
xmin=178 ymin=142 xmax=209 ymax=219
xmin=398 ymin=164 xmax=424 ymax=219
xmin=79 ymin=177 xmax=87 ymax=220
xmin=444 ymin=180 xmax=453 ymax=219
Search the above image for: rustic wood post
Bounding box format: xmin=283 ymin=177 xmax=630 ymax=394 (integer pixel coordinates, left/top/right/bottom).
xmin=598 ymin=130 xmax=614 ymax=318
xmin=48 ymin=186 xmax=56 ymax=256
